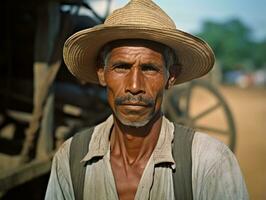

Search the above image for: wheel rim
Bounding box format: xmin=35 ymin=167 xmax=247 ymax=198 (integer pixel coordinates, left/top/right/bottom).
xmin=163 ymin=80 xmax=236 ymax=152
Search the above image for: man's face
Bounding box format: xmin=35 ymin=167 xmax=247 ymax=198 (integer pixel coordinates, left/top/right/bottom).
xmin=97 ymin=40 xmax=174 ymax=127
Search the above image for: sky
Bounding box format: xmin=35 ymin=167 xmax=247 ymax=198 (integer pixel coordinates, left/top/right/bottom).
xmin=88 ymin=0 xmax=266 ymax=41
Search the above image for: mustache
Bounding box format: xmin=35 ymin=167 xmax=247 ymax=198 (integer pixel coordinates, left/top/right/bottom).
xmin=115 ymin=95 xmax=155 ymax=106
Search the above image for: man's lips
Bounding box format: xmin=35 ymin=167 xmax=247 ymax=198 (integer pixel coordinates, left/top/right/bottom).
xmin=119 ymin=103 xmax=150 ymax=113
xmin=118 ymin=102 xmax=150 ymax=107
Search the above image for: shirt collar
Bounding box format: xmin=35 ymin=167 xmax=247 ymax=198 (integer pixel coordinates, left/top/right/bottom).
xmin=152 ymin=116 xmax=175 ymax=168
xmin=81 ymin=115 xmax=114 ymax=162
xmin=81 ymin=115 xmax=176 ymax=168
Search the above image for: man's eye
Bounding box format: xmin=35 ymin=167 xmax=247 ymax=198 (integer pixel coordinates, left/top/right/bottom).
xmin=113 ymin=64 xmax=130 ymax=72
xmin=141 ymin=65 xmax=158 ymax=72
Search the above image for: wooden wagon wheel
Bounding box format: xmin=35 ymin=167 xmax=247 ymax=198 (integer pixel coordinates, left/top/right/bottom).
xmin=163 ymin=80 xmax=236 ymax=152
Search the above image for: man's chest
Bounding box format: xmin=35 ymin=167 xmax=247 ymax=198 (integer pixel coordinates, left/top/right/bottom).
xmin=83 ymin=155 xmax=175 ymax=200
xmin=110 ymin=156 xmax=147 ymax=200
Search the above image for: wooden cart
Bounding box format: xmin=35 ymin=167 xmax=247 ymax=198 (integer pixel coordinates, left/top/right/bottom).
xmin=0 ymin=0 xmax=236 ymax=197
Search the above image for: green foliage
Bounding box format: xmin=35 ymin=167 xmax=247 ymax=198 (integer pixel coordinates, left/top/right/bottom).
xmin=197 ymin=19 xmax=266 ymax=72
xmin=251 ymin=40 xmax=266 ymax=68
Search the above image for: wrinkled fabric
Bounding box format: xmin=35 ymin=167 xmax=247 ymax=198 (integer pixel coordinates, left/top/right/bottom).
xmin=45 ymin=115 xmax=249 ymax=200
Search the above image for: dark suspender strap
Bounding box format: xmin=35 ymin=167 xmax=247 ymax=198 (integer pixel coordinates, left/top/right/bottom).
xmin=69 ymin=127 xmax=95 ymax=200
xmin=70 ymin=123 xmax=194 ymax=199
xmin=172 ymin=123 xmax=195 ymax=200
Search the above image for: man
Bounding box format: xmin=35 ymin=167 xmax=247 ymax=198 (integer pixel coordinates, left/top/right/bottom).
xmin=45 ymin=0 xmax=249 ymax=199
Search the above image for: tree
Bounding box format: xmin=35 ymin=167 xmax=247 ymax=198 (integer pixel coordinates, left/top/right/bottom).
xmin=197 ymin=18 xmax=265 ymax=72
xmin=252 ymin=39 xmax=266 ymax=68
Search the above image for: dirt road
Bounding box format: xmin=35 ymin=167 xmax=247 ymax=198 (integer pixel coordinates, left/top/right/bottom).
xmin=218 ymin=86 xmax=266 ymax=200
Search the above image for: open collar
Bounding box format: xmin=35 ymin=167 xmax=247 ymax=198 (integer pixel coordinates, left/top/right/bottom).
xmin=81 ymin=115 xmax=175 ymax=168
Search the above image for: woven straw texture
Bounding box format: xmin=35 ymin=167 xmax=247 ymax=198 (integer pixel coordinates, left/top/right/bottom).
xmin=63 ymin=0 xmax=215 ymax=84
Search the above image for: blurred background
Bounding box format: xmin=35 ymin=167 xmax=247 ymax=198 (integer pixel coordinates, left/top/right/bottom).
xmin=0 ymin=0 xmax=265 ymax=199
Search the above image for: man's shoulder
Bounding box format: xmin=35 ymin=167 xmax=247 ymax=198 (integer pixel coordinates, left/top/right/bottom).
xmin=192 ymin=132 xmax=237 ymax=173
xmin=193 ymin=132 xmax=232 ymax=156
xmin=191 ymin=132 xmax=249 ymax=199
xmin=53 ymin=137 xmax=73 ymax=161
xmin=172 ymin=123 xmax=195 ymax=135
xmin=72 ymin=126 xmax=96 ymax=140
xmin=54 ymin=126 xmax=95 ymax=159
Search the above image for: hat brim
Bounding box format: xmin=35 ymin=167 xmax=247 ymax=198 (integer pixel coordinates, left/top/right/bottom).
xmin=63 ymin=24 xmax=215 ymax=84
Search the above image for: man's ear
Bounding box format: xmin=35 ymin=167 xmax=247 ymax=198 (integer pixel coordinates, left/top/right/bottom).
xmin=166 ymin=75 xmax=176 ymax=89
xmin=97 ymin=67 xmax=106 ymax=86
xmin=165 ymin=65 xmax=179 ymax=89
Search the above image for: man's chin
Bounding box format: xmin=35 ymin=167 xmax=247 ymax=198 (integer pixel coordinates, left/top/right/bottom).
xmin=119 ymin=118 xmax=150 ymax=128
xmin=115 ymin=113 xmax=152 ymax=128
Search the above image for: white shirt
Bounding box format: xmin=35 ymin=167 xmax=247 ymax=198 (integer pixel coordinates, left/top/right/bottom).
xmin=45 ymin=115 xmax=249 ymax=200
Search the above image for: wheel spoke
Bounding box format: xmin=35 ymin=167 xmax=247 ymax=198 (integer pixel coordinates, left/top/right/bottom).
xmin=164 ymin=100 xmax=189 ymax=125
xmin=194 ymin=125 xmax=229 ymax=135
xmin=192 ymin=102 xmax=221 ymax=122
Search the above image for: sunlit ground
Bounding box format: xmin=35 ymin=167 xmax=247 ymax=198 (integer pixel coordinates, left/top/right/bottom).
xmin=218 ymin=85 xmax=266 ymax=200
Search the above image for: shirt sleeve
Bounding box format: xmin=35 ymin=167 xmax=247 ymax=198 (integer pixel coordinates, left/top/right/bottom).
xmin=192 ymin=132 xmax=249 ymax=200
xmin=45 ymin=138 xmax=74 ymax=200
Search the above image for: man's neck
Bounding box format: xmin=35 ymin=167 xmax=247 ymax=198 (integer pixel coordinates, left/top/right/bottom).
xmin=109 ymin=113 xmax=163 ymax=200
xmin=110 ymin=113 xmax=162 ymax=165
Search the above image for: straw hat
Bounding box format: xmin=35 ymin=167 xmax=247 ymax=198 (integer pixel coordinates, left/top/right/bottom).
xmin=63 ymin=0 xmax=215 ymax=85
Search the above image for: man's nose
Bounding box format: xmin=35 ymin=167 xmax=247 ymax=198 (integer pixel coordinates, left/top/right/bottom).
xmin=125 ymin=67 xmax=145 ymax=95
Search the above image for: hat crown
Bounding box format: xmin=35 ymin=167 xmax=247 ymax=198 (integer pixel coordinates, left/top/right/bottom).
xmin=104 ymin=0 xmax=176 ymax=29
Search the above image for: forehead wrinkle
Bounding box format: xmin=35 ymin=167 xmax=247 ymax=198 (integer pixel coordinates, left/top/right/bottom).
xmin=107 ymin=46 xmax=165 ymax=67
xmin=100 ymin=39 xmax=176 ymax=70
